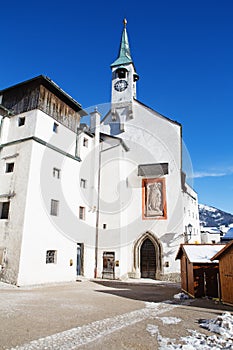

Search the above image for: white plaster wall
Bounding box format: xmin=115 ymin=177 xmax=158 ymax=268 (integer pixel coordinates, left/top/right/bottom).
xmin=0 ymin=141 xmax=33 ymax=284
xmin=35 ymin=110 xmax=76 ymax=155
xmin=183 ymin=184 xmax=201 ymax=243
xmin=17 ymin=136 xmax=97 ymax=285
xmin=100 ymin=99 xmax=184 ymax=276
xmin=5 ymin=111 xmax=36 ymax=143
xmin=17 ymin=115 xmax=99 ymax=285
xmin=1 ymin=106 xmax=100 ymax=285
xmin=201 ymin=232 xmax=220 ymax=244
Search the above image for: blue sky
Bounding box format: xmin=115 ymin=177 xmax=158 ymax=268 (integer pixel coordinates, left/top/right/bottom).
xmin=1 ymin=0 xmax=233 ymax=214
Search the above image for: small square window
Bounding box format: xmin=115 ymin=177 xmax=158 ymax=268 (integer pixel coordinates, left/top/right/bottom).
xmin=53 ymin=122 xmax=59 ymax=133
xmin=46 ymin=250 xmax=57 ymax=264
xmin=80 ymin=178 xmax=87 ymax=188
xmin=83 ymin=138 xmax=88 ymax=147
xmin=50 ymin=199 xmax=59 ymax=216
xmin=0 ymin=202 xmax=10 ymax=219
xmin=79 ymin=206 xmax=85 ymax=220
xmin=5 ymin=163 xmax=14 ymax=173
xmin=103 ymin=224 xmax=107 ymax=229
xmin=53 ymin=168 xmax=60 ymax=179
xmin=18 ymin=117 xmax=25 ymax=127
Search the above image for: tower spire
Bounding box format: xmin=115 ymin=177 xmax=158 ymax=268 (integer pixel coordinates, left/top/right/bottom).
xmin=111 ymin=19 xmax=139 ymax=105
xmin=111 ymin=18 xmax=133 ymax=67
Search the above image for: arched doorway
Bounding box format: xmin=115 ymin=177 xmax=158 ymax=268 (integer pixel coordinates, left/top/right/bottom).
xmin=140 ymin=238 xmax=156 ymax=278
xmin=133 ymin=232 xmax=163 ymax=279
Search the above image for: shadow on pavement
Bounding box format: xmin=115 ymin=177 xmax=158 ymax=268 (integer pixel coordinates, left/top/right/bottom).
xmin=93 ymin=279 xmax=181 ymax=302
xmin=92 ymin=279 xmax=233 ymax=312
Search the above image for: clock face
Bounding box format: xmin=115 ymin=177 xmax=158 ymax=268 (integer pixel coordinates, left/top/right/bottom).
xmin=114 ymin=79 xmax=128 ymax=92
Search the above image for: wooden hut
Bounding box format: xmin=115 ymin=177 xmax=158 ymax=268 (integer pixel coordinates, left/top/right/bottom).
xmin=211 ymin=240 xmax=233 ymax=306
xmin=176 ymin=244 xmax=224 ymax=298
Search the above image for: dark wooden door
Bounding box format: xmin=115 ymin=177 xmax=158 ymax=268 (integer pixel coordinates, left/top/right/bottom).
xmin=76 ymin=243 xmax=84 ymax=276
xmin=205 ymin=266 xmax=218 ymax=298
xmin=140 ymin=239 xmax=156 ymax=279
xmin=193 ymin=267 xmax=205 ymax=297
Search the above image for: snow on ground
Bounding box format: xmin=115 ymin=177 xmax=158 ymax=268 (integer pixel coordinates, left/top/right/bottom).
xmin=173 ymin=292 xmax=189 ymax=300
xmin=147 ymin=311 xmax=233 ymax=349
xmin=158 ymin=317 xmax=181 ymax=325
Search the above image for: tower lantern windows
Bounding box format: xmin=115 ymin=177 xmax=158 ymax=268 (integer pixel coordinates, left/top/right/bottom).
xmin=116 ymin=67 xmax=128 ymax=79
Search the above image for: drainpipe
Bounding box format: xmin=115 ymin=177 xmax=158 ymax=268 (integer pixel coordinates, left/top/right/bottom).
xmin=75 ymin=128 xmax=83 ymax=159
xmin=0 ymin=105 xmax=13 ymax=146
xmin=94 ymin=141 xmax=122 ymax=278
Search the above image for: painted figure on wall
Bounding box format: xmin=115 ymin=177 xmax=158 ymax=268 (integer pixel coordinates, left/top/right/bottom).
xmin=146 ymin=182 xmax=163 ymax=216
xmin=147 ymin=182 xmax=162 ymax=214
xmin=142 ymin=178 xmax=166 ymax=219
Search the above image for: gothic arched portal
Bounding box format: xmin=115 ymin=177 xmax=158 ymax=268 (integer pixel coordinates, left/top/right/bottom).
xmin=133 ymin=232 xmax=163 ymax=279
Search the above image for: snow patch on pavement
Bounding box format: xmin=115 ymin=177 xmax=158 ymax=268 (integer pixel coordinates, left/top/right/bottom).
xmin=158 ymin=317 xmax=181 ymax=325
xmin=173 ymin=292 xmax=189 ymax=300
xmin=147 ymin=311 xmax=233 ymax=349
xmin=199 ymin=311 xmax=233 ymax=338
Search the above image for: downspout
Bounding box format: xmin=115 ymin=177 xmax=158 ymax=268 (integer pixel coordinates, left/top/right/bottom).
xmin=0 ymin=105 xmax=13 ymax=148
xmin=75 ymin=128 xmax=83 ymax=159
xmin=0 ymin=115 xmax=6 ymax=143
xmin=94 ymin=142 xmax=122 ymax=278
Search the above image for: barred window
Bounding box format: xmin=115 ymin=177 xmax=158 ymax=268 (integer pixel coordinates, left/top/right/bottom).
xmin=0 ymin=202 xmax=10 ymax=219
xmin=80 ymin=178 xmax=87 ymax=188
xmin=83 ymin=138 xmax=88 ymax=147
xmin=18 ymin=117 xmax=25 ymax=127
xmin=6 ymin=162 xmax=14 ymax=173
xmin=53 ymin=122 xmax=59 ymax=133
xmin=53 ymin=168 xmax=60 ymax=179
xmin=46 ymin=250 xmax=57 ymax=264
xmin=79 ymin=206 xmax=85 ymax=220
xmin=50 ymin=200 xmax=59 ymax=216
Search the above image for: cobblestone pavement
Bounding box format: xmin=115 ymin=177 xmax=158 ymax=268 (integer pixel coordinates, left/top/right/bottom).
xmin=0 ymin=279 xmax=233 ymax=350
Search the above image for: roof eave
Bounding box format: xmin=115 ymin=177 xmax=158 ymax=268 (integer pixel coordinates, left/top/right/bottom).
xmin=0 ymin=75 xmax=87 ymax=116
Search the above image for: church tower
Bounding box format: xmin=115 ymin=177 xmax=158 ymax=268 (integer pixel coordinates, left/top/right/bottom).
xmin=111 ymin=19 xmax=139 ymax=110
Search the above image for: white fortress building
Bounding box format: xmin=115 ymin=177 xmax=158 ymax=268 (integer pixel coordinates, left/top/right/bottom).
xmin=0 ymin=20 xmax=200 ymax=286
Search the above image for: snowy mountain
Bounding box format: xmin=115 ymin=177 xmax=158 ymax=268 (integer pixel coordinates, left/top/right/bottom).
xmin=199 ymin=204 xmax=233 ymax=227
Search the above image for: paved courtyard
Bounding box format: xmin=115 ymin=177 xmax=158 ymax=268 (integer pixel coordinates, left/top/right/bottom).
xmin=0 ymin=279 xmax=232 ymax=349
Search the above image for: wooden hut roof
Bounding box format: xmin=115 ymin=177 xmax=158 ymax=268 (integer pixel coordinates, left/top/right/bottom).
xmin=211 ymin=240 xmax=233 ymax=261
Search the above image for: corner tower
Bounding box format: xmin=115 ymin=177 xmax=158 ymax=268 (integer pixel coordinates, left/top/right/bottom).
xmin=111 ymin=19 xmax=139 ymax=106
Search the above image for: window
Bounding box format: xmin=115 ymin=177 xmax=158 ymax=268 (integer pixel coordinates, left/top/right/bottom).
xmin=79 ymin=206 xmax=85 ymax=220
xmin=53 ymin=122 xmax=59 ymax=133
xmin=80 ymin=178 xmax=87 ymax=188
xmin=18 ymin=117 xmax=25 ymax=127
xmin=83 ymin=138 xmax=88 ymax=147
xmin=5 ymin=162 xmax=14 ymax=173
xmin=53 ymin=168 xmax=60 ymax=179
xmin=0 ymin=202 xmax=10 ymax=219
xmin=103 ymin=224 xmax=107 ymax=229
xmin=46 ymin=250 xmax=57 ymax=264
xmin=50 ymin=200 xmax=59 ymax=216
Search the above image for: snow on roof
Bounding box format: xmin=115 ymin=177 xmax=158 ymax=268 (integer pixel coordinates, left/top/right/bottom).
xmin=201 ymin=227 xmax=221 ymax=234
xmin=177 ymin=244 xmax=225 ymax=263
xmin=221 ymin=227 xmax=233 ymax=242
xmin=211 ymin=240 xmax=233 ymax=260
